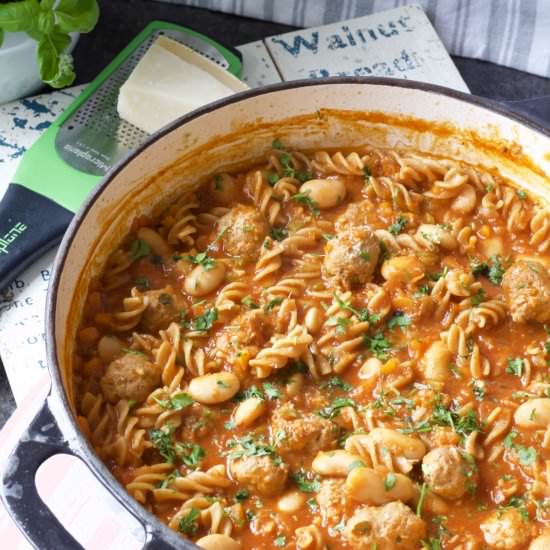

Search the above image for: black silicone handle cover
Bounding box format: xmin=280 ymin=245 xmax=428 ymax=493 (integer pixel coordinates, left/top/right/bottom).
xmin=0 ymin=184 xmax=73 ymax=292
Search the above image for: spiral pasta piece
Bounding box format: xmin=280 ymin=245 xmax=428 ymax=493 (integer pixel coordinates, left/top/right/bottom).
xmin=111 ymin=287 xmax=149 ymax=332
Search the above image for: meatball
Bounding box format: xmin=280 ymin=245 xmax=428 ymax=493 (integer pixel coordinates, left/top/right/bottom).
xmin=480 ymin=509 xmax=531 ymax=550
xmin=502 ymin=260 xmax=550 ymax=323
xmin=141 ymin=288 xmax=182 ymax=332
xmin=272 ymin=412 xmax=338 ymax=457
xmin=345 ymin=501 xmax=426 ymax=550
xmin=218 ymin=204 xmax=268 ymax=262
xmin=316 ymin=479 xmax=347 ymax=525
xmin=422 ymin=446 xmax=477 ymax=500
xmin=335 ymin=201 xmax=375 ymax=230
xmin=229 ymin=455 xmax=289 ymax=497
xmin=100 ymin=352 xmax=161 ymax=403
xmin=323 ymin=226 xmax=380 ymax=288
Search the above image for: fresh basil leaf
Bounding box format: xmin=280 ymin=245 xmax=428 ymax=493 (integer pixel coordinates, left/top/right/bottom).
xmin=55 ymin=0 xmax=99 ymax=34
xmin=0 ymin=0 xmax=40 ymax=32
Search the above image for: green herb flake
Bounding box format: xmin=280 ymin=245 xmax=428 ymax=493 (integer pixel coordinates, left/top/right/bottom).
xmin=518 ymin=446 xmax=537 ymax=466
xmin=292 ymin=470 xmax=321 ymax=493
xmin=363 ymin=166 xmax=372 ymax=180
xmin=264 ymin=297 xmax=284 ymax=311
xmin=234 ymin=489 xmax=250 ymax=502
xmin=416 ymin=482 xmax=429 ymax=517
xmin=388 ymin=216 xmax=408 ymax=236
xmin=129 ymin=239 xmax=151 ymax=261
xmin=270 ymin=227 xmax=288 ymax=241
xmin=318 ymin=397 xmax=356 ymax=419
xmin=242 ymin=296 xmax=260 ymax=309
xmin=471 ymin=288 xmax=487 ymax=306
xmin=263 ymin=382 xmax=281 ymax=400
xmin=387 ymin=312 xmax=411 ymax=330
xmin=306 ymin=497 xmax=319 ymax=512
xmin=384 ymin=472 xmax=397 ymax=491
xmin=517 ymin=190 xmax=527 ymax=200
xmin=213 ymin=174 xmax=223 ymax=190
xmin=274 ymin=535 xmax=286 ymax=547
xmin=178 ymin=507 xmax=200 ymax=535
xmin=267 ymin=172 xmax=280 ymax=186
xmin=363 ymin=332 xmax=392 ymax=359
xmin=134 ymin=275 xmax=150 ymax=290
xmin=154 ymin=392 xmax=194 ymax=411
xmin=149 ymin=424 xmax=176 ymax=463
xmin=176 ymin=442 xmax=205 ymax=469
xmin=506 ymin=357 xmax=524 ymax=377
xmin=291 ymin=191 xmax=320 ymax=216
xmin=185 ymin=307 xmax=218 ymax=332
xmin=184 ymin=252 xmax=216 ymax=271
xmin=320 ymin=377 xmax=352 ymax=392
xmin=359 ymin=251 xmax=371 ymax=262
xmin=272 ymin=138 xmax=284 ymax=150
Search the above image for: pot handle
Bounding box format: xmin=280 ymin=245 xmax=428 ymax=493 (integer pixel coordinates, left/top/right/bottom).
xmin=501 ymin=95 xmax=550 ymax=129
xmin=0 ymin=397 xmax=85 ymax=550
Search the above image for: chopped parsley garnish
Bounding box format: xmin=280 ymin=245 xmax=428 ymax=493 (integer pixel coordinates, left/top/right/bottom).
xmin=318 ymin=397 xmax=356 ymax=419
xmin=517 ymin=189 xmax=527 ymax=199
xmin=134 ymin=275 xmax=150 ymax=290
xmin=471 ymin=255 xmax=506 ymax=285
xmin=185 ymin=307 xmax=218 ymax=332
xmin=264 ymin=297 xmax=284 ymax=311
xmin=422 ymin=538 xmax=443 ymax=550
xmin=320 ymin=376 xmax=352 ymax=392
xmin=267 ymin=172 xmax=280 ymax=186
xmin=270 ymin=226 xmax=288 ymax=241
xmin=274 ymin=535 xmax=287 ymax=547
xmin=518 ymin=446 xmax=537 ymax=466
xmin=292 ymin=470 xmax=321 ymax=493
xmin=242 ymin=296 xmax=260 ymax=309
xmin=272 ymin=138 xmax=284 ymax=150
xmin=384 ymin=472 xmax=397 ymax=491
xmin=359 ymin=251 xmax=371 ymax=262
xmin=291 ymin=191 xmax=320 ymax=216
xmin=154 ymin=392 xmax=194 ymax=411
xmin=414 ymin=285 xmax=430 ymax=298
xmin=306 ymin=497 xmax=319 ymax=512
xmin=178 ymin=507 xmax=200 ymax=535
xmin=471 ymin=288 xmax=486 ymax=306
xmin=234 ymin=489 xmax=250 ymax=502
xmin=363 ymin=166 xmax=372 ymax=180
xmin=184 ymin=251 xmax=216 ymax=271
xmin=263 ymin=382 xmax=281 ymax=400
xmin=227 ymin=434 xmax=282 ymax=464
xmin=363 ymin=331 xmax=392 ymax=359
xmin=326 ymin=315 xmax=352 ymax=334
xmin=388 ymin=216 xmax=408 ymax=235
xmin=149 ymin=424 xmax=177 ymax=463
xmin=506 ymin=357 xmax=524 ymax=377
xmin=431 ymin=402 xmax=482 ymax=438
xmin=472 ymin=381 xmax=486 ymax=401
xmin=387 ymin=312 xmax=411 ymax=330
xmin=333 ymin=292 xmax=380 ymax=324
xmin=177 ymin=443 xmax=205 ymax=469
xmin=129 ymin=238 xmax=150 ymax=261
xmin=504 ymin=430 xmax=518 ymax=449
xmin=159 ymin=293 xmax=173 ymax=305
xmin=213 ymin=174 xmax=223 ymax=190
xmin=417 ymin=482 xmax=429 ymax=517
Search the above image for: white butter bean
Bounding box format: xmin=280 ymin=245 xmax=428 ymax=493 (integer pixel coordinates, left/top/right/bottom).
xmin=451 ymin=183 xmax=477 ymax=214
xmin=97 ymin=335 xmax=123 ymax=363
xmin=209 ymin=173 xmax=238 ymax=205
xmin=196 ymin=534 xmax=241 ymax=550
xmin=416 ymin=224 xmax=458 ymax=250
xmin=234 ymin=397 xmax=267 ymax=427
xmin=188 ymin=372 xmax=240 ymax=404
xmin=381 ymin=255 xmax=424 ymax=283
xmin=514 ymin=398 xmax=550 ymax=429
xmin=422 ymin=340 xmax=452 ymax=383
xmin=312 ymin=450 xmax=364 ymax=477
xmin=300 ymin=179 xmax=346 ymax=209
xmin=346 ymin=467 xmax=415 ymax=505
xmin=137 ymin=227 xmax=171 ymax=257
xmin=184 ymin=262 xmax=225 ymax=297
xmin=366 ymin=428 xmax=426 ymax=461
xmin=530 ymin=535 xmax=550 ymax=550
xmin=277 ymin=491 xmax=306 ymax=513
xmin=305 ymin=306 xmax=324 ymax=334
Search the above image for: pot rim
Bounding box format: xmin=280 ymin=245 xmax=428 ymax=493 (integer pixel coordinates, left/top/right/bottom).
xmin=45 ymin=75 xmax=550 ymax=540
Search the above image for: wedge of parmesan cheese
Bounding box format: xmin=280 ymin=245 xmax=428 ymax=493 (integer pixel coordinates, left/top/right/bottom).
xmin=118 ymin=36 xmax=248 ymax=134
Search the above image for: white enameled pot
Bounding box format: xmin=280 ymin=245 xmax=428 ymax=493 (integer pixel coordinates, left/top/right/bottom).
xmin=2 ymin=78 xmax=550 ymax=549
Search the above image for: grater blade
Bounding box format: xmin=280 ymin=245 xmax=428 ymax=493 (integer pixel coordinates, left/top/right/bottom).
xmin=55 ymin=29 xmax=231 ymax=177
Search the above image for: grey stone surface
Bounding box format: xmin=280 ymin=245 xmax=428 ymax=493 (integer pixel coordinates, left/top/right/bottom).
xmin=1 ymin=0 xmax=549 ymax=429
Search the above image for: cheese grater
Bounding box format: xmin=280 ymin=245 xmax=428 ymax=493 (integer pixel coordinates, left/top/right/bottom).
xmin=0 ymin=21 xmax=242 ymax=290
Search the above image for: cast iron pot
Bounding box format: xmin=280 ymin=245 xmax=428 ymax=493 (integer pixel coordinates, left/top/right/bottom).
xmin=1 ymin=78 xmax=550 ymax=549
